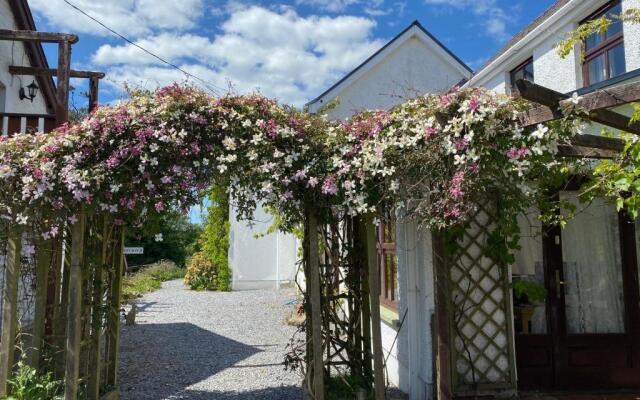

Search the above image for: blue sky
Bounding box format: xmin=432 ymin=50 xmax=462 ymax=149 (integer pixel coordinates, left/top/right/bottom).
xmin=29 ymin=0 xmax=557 ymax=110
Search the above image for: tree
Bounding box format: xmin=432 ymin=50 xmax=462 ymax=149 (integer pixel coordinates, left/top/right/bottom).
xmin=125 ymin=211 xmax=202 ymax=267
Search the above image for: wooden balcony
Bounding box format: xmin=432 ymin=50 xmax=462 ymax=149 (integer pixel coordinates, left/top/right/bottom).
xmin=0 ymin=112 xmax=56 ymax=136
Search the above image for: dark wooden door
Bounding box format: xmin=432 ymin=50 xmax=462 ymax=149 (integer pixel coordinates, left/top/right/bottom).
xmin=516 ymin=193 xmax=640 ymax=390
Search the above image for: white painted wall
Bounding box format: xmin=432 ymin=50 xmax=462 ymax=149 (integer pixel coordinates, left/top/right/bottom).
xmin=228 ymin=204 xmax=298 ymax=291
xmin=470 ymin=0 xmax=640 ymax=95
xmin=0 ymin=0 xmax=50 ymax=115
xmin=315 ymin=37 xmax=468 ymax=120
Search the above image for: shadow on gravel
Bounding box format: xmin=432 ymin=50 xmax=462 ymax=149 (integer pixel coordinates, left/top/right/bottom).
xmin=119 ymin=322 xmax=261 ymax=399
xmin=170 ymin=386 xmax=301 ymax=399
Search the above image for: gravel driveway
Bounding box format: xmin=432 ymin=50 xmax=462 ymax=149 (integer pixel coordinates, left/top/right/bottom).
xmin=118 ymin=280 xmax=303 ymax=399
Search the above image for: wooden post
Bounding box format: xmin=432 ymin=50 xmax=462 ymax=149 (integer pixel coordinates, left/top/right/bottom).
xmin=64 ymin=210 xmax=86 ymax=400
xmin=54 ymin=244 xmax=70 ymax=378
xmin=28 ymin=238 xmax=51 ymax=370
xmin=56 ymin=40 xmax=71 ymax=126
xmin=432 ymin=233 xmax=453 ymax=400
xmin=0 ymin=229 xmax=22 ymax=396
xmin=87 ymin=219 xmax=109 ymax=399
xmin=355 ymin=217 xmax=372 ymax=379
xmin=364 ymin=215 xmax=385 ymax=400
xmin=307 ymin=211 xmax=325 ymax=400
xmin=88 ymin=76 xmax=99 ymax=113
xmin=106 ymin=227 xmax=124 ymax=387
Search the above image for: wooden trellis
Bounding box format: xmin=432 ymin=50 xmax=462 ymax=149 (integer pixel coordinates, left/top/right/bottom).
xmin=447 ymin=205 xmax=516 ymax=395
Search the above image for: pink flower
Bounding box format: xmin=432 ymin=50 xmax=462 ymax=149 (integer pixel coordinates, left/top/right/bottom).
xmin=114 ymin=219 xmax=124 ymax=226
xmin=507 ymin=147 xmax=530 ymax=159
xmin=321 ymin=176 xmax=338 ymax=195
xmin=424 ymin=127 xmax=438 ymax=139
xmin=454 ymin=138 xmax=469 ymax=151
xmin=468 ymin=98 xmax=481 ymax=112
xmin=293 ymin=170 xmax=307 ymax=181
xmin=154 ymin=202 xmax=165 ymax=211
xmin=307 ymin=177 xmax=319 ymax=188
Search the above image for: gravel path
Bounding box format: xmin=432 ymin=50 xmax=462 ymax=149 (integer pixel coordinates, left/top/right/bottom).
xmin=119 ymin=280 xmax=303 ymax=399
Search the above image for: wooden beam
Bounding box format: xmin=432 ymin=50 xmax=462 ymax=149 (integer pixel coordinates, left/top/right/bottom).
xmin=56 ymin=40 xmax=71 ymax=126
xmin=106 ymin=228 xmax=124 ymax=387
xmin=28 ymin=238 xmax=52 ymax=370
xmin=88 ymin=76 xmax=100 ymax=113
xmin=306 ymin=211 xmax=325 ymax=400
xmin=571 ymin=134 xmax=625 ymax=151
xmin=559 ymin=80 xmax=640 ymax=111
xmin=364 ymin=215 xmax=385 ymax=400
xmin=557 ymin=144 xmax=619 ymax=159
xmin=64 ymin=210 xmax=86 ymax=400
xmin=9 ymin=66 xmax=105 ymax=79
xmin=0 ymin=229 xmax=22 ymax=396
xmin=516 ymin=79 xmax=640 ymax=134
xmin=0 ymin=29 xmax=78 ymax=43
xmin=432 ymin=234 xmax=453 ymax=400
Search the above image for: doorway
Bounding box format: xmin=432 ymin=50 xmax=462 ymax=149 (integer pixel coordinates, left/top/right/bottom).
xmin=514 ymin=192 xmax=640 ymax=390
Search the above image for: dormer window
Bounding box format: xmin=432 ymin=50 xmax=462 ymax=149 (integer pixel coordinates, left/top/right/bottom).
xmin=582 ymin=1 xmax=625 ymax=86
xmin=510 ymin=57 xmax=534 ymax=95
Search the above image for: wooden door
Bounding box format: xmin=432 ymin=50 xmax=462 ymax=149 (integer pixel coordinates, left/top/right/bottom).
xmin=516 ymin=193 xmax=640 ymax=390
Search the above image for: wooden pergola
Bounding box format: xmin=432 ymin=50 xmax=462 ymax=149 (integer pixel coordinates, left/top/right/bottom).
xmin=0 ymin=29 xmax=109 ymax=400
xmin=433 ymin=78 xmax=640 ymax=400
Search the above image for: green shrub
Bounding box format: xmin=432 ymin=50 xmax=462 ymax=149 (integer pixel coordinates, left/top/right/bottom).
xmin=184 ymin=252 xmax=218 ymax=291
xmin=122 ymin=260 xmax=185 ymax=303
xmin=200 ymin=181 xmax=231 ymax=291
xmin=4 ymin=361 xmax=63 ymax=400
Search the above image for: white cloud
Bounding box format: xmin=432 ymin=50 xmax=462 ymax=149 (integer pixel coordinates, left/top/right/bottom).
xmin=296 ymin=0 xmax=388 ymax=13
xmin=92 ymin=6 xmax=385 ymax=106
xmin=29 ymin=0 xmax=204 ymax=38
xmin=424 ymin=0 xmax=510 ymax=41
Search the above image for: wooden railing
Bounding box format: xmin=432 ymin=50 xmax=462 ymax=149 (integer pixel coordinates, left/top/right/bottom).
xmin=0 ymin=112 xmax=56 ymax=136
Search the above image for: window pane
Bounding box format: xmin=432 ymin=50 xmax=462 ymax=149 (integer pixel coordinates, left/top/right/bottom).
xmin=608 ymin=42 xmax=626 ymax=78
xmin=585 ymin=32 xmax=603 ymax=51
xmin=588 ymin=53 xmax=606 ymax=84
xmin=605 ymin=3 xmax=623 ymax=39
xmin=513 ymin=211 xmax=547 ymax=334
xmin=524 ymin=61 xmax=534 ymax=81
xmin=560 ymin=193 xmax=625 ymax=334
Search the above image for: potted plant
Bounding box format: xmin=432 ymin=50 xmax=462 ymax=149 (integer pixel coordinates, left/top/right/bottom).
xmin=512 ymin=279 xmax=546 ymax=334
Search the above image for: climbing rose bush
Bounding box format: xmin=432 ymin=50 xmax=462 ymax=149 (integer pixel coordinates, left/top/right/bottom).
xmin=328 ymin=87 xmax=578 ymax=229
xmin=0 ymin=85 xmax=578 ymax=241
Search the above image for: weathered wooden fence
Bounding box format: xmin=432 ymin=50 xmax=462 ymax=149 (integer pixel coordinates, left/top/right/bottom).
xmin=0 ymin=212 xmax=125 ymax=399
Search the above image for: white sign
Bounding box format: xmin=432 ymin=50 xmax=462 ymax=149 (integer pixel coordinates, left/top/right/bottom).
xmin=124 ymin=247 xmax=144 ymax=255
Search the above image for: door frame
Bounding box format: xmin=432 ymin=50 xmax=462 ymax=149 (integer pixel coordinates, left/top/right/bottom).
xmin=516 ymin=189 xmax=640 ymax=390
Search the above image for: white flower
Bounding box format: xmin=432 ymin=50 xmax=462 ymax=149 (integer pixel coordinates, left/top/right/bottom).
xmin=150 ymin=157 xmax=158 ymax=166
xmin=154 ymin=233 xmax=163 ymax=242
xmin=202 ymin=158 xmax=210 ymax=166
xmin=149 ymin=143 xmax=159 ymax=152
xmin=217 ymin=164 xmax=228 ymax=173
xmin=110 ymin=183 xmax=122 ymax=193
xmin=569 ymin=92 xmax=582 ymax=105
xmin=454 ymin=154 xmax=466 ymax=165
xmin=16 ymin=213 xmax=28 ymax=225
xmin=390 ymin=180 xmax=400 ymax=192
xmin=531 ymin=124 xmax=549 ymax=140
xmin=223 ymin=137 xmax=237 ymax=150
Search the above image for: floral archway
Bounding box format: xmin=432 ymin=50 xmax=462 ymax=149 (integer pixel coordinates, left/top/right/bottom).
xmin=0 ymin=84 xmax=580 ymax=399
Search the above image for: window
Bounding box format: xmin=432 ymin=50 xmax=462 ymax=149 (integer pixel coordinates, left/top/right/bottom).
xmin=510 ymin=58 xmax=534 ymax=95
xmin=582 ymin=1 xmax=626 ymax=86
xmin=376 ymin=219 xmax=398 ymax=309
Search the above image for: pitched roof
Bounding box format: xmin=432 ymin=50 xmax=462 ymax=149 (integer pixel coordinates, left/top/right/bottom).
xmin=306 ymin=20 xmax=472 ymax=107
xmin=473 ymin=0 xmax=571 ymax=75
xmin=7 ymin=0 xmax=57 ymax=114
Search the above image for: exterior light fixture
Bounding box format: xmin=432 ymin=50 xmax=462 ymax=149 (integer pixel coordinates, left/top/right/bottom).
xmin=19 ymin=80 xmax=39 ymax=102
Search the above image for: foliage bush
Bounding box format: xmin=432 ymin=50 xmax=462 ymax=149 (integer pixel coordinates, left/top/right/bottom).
xmin=184 ymin=252 xmax=218 ymax=291
xmin=125 ymin=211 xmax=202 ymax=268
xmin=199 ymin=181 xmax=231 ymax=291
xmin=4 ymin=361 xmax=63 ymax=400
xmin=122 ymin=260 xmax=185 ymax=303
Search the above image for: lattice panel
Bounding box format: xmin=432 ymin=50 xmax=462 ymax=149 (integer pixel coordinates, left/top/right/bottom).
xmin=448 ymin=205 xmax=516 ymax=394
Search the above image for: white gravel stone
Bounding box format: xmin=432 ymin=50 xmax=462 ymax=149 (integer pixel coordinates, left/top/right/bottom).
xmin=119 ymin=279 xmax=303 ymax=399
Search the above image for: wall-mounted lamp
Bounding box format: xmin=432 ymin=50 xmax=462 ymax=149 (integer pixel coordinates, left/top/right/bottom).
xmin=19 ymin=80 xmax=39 ymax=102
